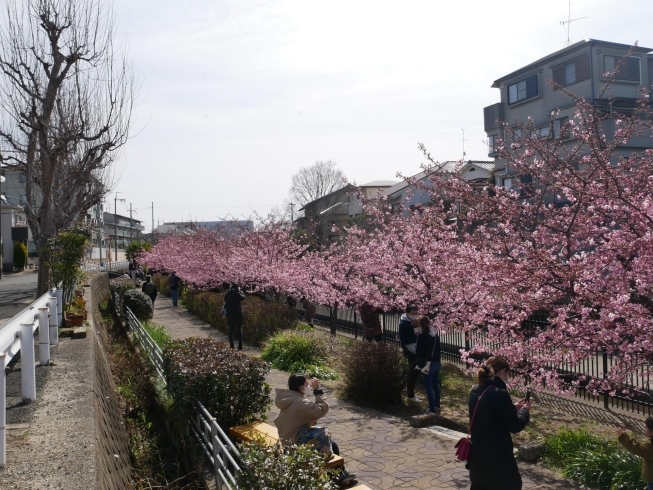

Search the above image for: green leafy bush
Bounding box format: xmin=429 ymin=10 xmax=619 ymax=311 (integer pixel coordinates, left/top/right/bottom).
xmin=110 ymin=277 xmax=137 ymax=299
xmin=163 ymin=337 xmax=271 ymax=429
xmin=122 ymin=289 xmax=154 ymax=321
xmin=543 ymin=428 xmax=645 ymax=490
xmin=183 ymin=288 xmax=297 ymax=346
xmin=13 ymin=241 xmax=27 ymax=269
xmin=142 ymin=321 xmax=172 ymax=348
xmin=341 ymin=341 xmax=407 ymax=406
xmin=152 ymin=275 xmax=170 ymax=296
xmin=237 ymin=441 xmax=338 ymax=490
xmin=261 ymin=330 xmax=337 ymax=380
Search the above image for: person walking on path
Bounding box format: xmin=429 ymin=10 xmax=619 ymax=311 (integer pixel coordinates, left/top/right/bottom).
xmin=300 ymin=297 xmax=317 ymax=327
xmin=168 ymin=271 xmax=181 ymax=306
xmin=274 ymin=374 xmax=358 ymax=487
xmin=617 ymin=418 xmax=653 ymax=490
xmin=224 ymin=283 xmax=245 ymax=350
xmin=142 ymin=275 xmax=158 ymax=305
xmin=359 ymin=303 xmax=383 ymax=342
xmin=399 ymin=304 xmax=421 ymax=402
xmin=467 ymin=356 xmax=531 ymax=490
xmin=415 ymin=315 xmax=441 ymax=413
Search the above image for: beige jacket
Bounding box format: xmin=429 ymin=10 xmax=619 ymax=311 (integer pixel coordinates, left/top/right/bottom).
xmin=273 ymin=388 xmax=329 ymax=445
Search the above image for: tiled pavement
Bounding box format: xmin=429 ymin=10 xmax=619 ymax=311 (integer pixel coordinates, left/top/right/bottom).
xmin=153 ymin=296 xmax=580 ymax=490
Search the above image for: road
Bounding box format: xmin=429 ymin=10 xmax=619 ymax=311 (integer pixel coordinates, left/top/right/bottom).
xmin=0 ymin=270 xmax=39 ymax=324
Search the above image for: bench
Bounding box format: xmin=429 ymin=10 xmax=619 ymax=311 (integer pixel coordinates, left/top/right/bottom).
xmin=230 ymin=421 xmax=344 ymax=469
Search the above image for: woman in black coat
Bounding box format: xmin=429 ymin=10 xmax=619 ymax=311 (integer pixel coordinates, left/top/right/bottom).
xmin=224 ymin=283 xmax=246 ymax=350
xmin=468 ymin=356 xmax=531 ymax=490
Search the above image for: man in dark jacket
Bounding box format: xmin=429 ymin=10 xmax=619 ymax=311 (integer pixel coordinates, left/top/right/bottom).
xmin=359 ymin=303 xmax=383 ymax=342
xmin=142 ymin=275 xmax=158 ymax=305
xmin=468 ymin=358 xmax=531 ymax=490
xmin=398 ymin=304 xmax=421 ymax=401
xmin=168 ymin=272 xmax=181 ymax=306
xmin=225 ymin=283 xmax=246 ymax=350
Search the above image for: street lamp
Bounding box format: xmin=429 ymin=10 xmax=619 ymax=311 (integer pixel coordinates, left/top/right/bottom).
xmin=114 ymin=193 xmax=126 ymax=261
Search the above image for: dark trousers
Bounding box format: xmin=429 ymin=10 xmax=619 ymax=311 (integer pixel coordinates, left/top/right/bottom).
xmin=229 ymin=323 xmax=243 ymax=349
xmin=366 ymin=334 xmax=384 ymax=342
xmin=331 ymin=441 xmax=340 ymax=455
xmin=406 ymin=356 xmax=419 ymax=398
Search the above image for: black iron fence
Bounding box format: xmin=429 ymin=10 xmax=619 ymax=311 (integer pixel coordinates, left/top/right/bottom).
xmin=295 ymin=303 xmax=653 ymax=416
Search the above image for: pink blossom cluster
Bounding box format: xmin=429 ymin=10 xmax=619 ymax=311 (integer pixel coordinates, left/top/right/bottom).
xmin=143 ymin=93 xmax=653 ymax=393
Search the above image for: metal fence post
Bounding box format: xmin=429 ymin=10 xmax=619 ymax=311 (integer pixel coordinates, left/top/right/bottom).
xmin=20 ymin=323 xmax=36 ymax=402
xmin=211 ymin=418 xmax=221 ymax=490
xmin=55 ymin=289 xmax=63 ymax=327
xmin=0 ymin=352 xmax=6 ymax=467
xmin=48 ymin=295 xmax=59 ymax=345
xmin=603 ymin=350 xmax=609 ymax=409
xmin=37 ymin=307 xmax=50 ymax=365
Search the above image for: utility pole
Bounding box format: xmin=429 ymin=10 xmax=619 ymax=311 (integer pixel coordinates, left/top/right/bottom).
xmin=96 ymin=203 xmax=103 ymax=267
xmin=151 ymin=202 xmax=154 ymax=238
xmin=461 ymin=128 xmax=467 ymax=162
xmin=289 ymin=201 xmax=295 ymax=223
xmin=114 ymin=193 xmax=125 ymax=261
xmin=129 ymin=202 xmax=133 ymax=245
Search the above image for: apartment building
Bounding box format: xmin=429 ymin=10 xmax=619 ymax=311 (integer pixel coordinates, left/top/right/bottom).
xmin=483 ymin=39 xmax=653 ymax=190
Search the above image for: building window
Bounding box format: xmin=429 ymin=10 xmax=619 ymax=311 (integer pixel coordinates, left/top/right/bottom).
xmin=554 ymin=116 xmax=570 ymax=139
xmin=552 ymin=55 xmax=590 ymax=89
xmin=19 ymin=173 xmax=26 ymax=183
xmin=508 ymin=74 xmax=538 ymax=105
xmin=488 ymin=134 xmax=500 ymax=154
xmin=502 ymin=177 xmax=513 ymax=190
xmin=535 ymin=126 xmax=551 ymax=138
xmin=19 ymin=194 xmax=26 ymax=205
xmin=604 ymin=55 xmax=641 ymax=82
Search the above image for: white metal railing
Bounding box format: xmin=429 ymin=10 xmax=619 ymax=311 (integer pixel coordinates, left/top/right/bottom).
xmin=83 ymin=260 xmax=130 ymax=274
xmin=0 ymin=288 xmax=62 ymax=467
xmin=124 ymin=306 xmax=165 ymax=383
xmin=113 ymin=293 xmax=242 ymax=488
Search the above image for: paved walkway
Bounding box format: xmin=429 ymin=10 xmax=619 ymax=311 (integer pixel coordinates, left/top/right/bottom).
xmin=153 ymin=296 xmax=579 ymax=490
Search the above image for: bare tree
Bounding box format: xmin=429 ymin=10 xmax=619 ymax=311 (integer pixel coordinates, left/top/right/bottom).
xmin=289 ymin=160 xmax=347 ymax=210
xmin=0 ymin=0 xmax=135 ymax=294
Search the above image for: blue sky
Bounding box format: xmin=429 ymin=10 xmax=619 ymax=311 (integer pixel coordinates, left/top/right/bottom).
xmin=110 ymin=0 xmax=653 ymax=229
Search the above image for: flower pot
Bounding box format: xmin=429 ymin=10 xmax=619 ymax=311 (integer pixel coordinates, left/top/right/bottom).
xmin=64 ymin=311 xmax=84 ymax=327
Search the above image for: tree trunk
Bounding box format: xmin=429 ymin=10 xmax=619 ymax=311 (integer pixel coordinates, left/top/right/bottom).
xmin=37 ymin=240 xmax=51 ymax=297
xmin=330 ymin=302 xmax=338 ymax=336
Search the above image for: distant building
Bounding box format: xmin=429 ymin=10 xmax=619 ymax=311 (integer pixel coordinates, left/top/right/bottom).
xmin=383 ymin=161 xmax=495 ymax=214
xmin=103 ymin=212 xmax=144 ymax=260
xmin=155 ymin=220 xmax=254 ymax=235
xmin=483 ymin=39 xmax=653 ymax=194
xmin=297 ymin=180 xmax=397 ymax=244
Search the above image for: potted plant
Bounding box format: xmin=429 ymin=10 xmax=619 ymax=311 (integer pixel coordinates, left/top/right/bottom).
xmin=65 ymin=296 xmax=86 ymax=326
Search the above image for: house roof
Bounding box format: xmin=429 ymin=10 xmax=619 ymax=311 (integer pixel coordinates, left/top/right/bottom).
xmin=492 ymin=39 xmax=653 ymax=88
xmin=382 ymin=161 xmax=495 ymax=198
xmin=360 ymin=180 xmax=399 ymax=187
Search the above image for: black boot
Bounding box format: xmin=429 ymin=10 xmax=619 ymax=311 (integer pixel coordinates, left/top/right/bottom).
xmin=336 ymin=467 xmax=358 ymax=487
xmin=230 ymin=342 xmax=234 ymax=349
xmin=237 ymin=344 xmax=243 ymax=351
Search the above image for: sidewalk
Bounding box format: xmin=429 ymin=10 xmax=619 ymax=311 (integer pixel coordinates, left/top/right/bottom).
xmin=153 ymin=296 xmax=579 ymax=490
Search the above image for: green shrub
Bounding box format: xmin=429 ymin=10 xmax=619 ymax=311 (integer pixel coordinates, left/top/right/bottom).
xmin=110 ymin=277 xmax=137 ymax=299
xmin=142 ymin=321 xmax=172 ymax=348
xmin=152 ymin=275 xmax=170 ymax=297
xmin=543 ymin=428 xmax=645 ymax=490
xmin=122 ymin=289 xmax=154 ymax=321
xmin=341 ymin=341 xmax=407 ymax=407
xmin=237 ymin=441 xmax=338 ymax=490
xmin=261 ymin=330 xmax=337 ymax=380
xmin=183 ymin=288 xmax=297 ymax=346
xmin=13 ymin=242 xmax=27 ymax=269
xmin=163 ymin=337 xmax=271 ymax=429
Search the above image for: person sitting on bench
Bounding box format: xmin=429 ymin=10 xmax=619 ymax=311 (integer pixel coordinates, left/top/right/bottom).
xmin=274 ymin=374 xmax=358 ymax=487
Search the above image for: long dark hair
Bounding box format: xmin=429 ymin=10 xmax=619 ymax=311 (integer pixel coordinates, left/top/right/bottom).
xmin=416 ymin=315 xmax=430 ymax=335
xmin=288 ymin=374 xmax=307 ymax=393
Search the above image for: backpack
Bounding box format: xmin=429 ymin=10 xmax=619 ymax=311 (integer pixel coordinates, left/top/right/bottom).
xmin=143 ymin=283 xmax=156 ymax=295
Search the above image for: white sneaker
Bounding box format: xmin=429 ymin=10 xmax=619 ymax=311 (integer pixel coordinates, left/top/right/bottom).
xmin=407 ymin=395 xmax=422 ymax=402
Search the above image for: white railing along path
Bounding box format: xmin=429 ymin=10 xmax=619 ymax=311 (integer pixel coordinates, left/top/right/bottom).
xmin=0 ymin=288 xmax=62 ymax=467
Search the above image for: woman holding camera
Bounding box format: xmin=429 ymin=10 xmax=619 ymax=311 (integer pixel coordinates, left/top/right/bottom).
xmin=467 ymin=356 xmax=531 ymax=490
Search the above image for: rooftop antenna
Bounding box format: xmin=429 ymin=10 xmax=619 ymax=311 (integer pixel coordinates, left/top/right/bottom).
xmin=461 ymin=128 xmax=467 ymax=162
xmin=561 ymin=0 xmax=587 ymax=47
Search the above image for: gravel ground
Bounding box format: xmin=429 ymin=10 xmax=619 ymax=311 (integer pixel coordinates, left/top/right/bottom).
xmin=0 ymin=295 xmax=96 ymax=489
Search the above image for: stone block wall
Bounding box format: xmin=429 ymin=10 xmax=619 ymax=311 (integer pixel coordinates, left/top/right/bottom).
xmin=90 ymin=273 xmax=133 ymax=490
